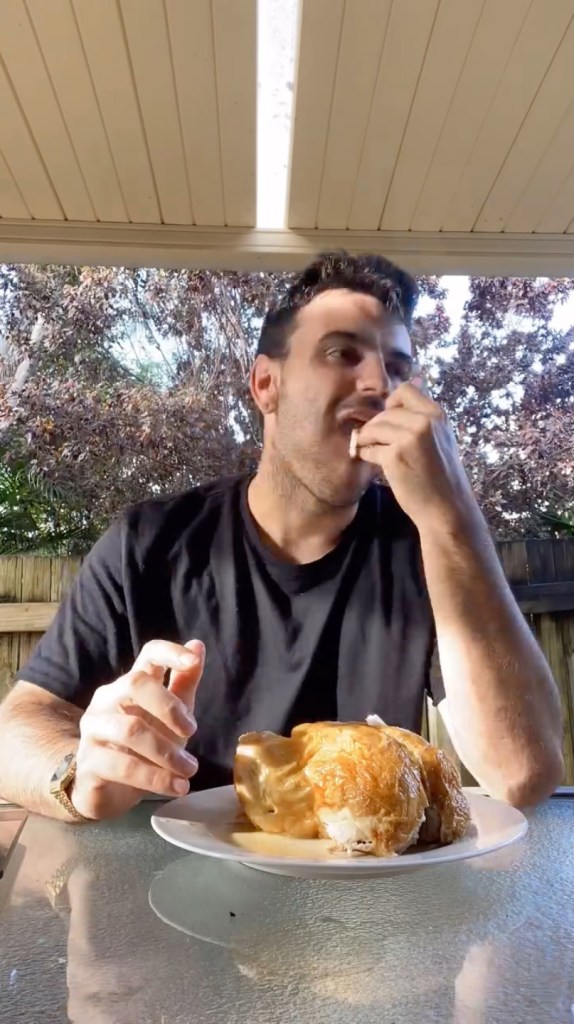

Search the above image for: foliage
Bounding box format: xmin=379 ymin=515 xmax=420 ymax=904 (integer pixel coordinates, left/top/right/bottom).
xmin=0 ymin=263 xmax=573 ymax=547
xmin=414 ymin=276 xmax=574 ymax=537
xmin=538 ymin=510 xmax=574 ymax=537
xmin=0 ymin=459 xmax=98 ymax=555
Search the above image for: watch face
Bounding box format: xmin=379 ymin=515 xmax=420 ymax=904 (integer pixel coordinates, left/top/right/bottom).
xmin=50 ymin=753 xmax=75 ymax=787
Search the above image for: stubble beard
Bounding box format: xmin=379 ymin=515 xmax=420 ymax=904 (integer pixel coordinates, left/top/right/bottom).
xmin=268 ymin=433 xmax=369 ymax=512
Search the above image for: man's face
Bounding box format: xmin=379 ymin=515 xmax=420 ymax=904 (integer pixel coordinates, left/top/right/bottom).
xmin=261 ymin=288 xmax=414 ymax=507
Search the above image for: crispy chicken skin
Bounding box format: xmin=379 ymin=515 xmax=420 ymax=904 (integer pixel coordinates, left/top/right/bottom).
xmin=234 ymin=720 xmax=470 ymax=857
xmin=383 ymin=727 xmax=472 ymax=845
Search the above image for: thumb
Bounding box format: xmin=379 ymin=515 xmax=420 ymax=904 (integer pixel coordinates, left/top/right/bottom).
xmin=167 ymin=639 xmax=205 ymax=713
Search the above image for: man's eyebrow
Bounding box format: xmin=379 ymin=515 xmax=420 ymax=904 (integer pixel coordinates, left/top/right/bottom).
xmin=319 ymin=330 xmax=361 ymax=344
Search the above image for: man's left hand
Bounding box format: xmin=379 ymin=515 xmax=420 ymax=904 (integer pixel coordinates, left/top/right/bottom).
xmin=354 ymin=382 xmax=476 ymax=533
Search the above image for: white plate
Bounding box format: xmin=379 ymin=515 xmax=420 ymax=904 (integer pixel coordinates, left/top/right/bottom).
xmin=150 ymin=786 xmax=528 ymax=879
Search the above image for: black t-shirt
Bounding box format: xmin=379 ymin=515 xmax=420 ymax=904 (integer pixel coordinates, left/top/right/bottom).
xmin=18 ymin=475 xmax=443 ymax=789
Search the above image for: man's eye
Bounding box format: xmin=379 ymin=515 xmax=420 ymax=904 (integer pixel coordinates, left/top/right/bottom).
xmin=328 ymin=347 xmax=359 ymax=364
xmin=385 ymin=361 xmax=412 ymax=382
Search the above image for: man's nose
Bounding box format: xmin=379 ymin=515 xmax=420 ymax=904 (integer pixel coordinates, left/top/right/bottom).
xmin=356 ymin=352 xmax=391 ymax=399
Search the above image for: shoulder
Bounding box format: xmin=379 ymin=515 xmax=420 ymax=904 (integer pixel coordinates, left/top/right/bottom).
xmin=119 ymin=474 xmax=245 ymax=564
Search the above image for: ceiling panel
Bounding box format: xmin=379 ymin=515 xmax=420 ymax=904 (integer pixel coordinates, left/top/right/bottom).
xmin=411 ymin=0 xmax=531 ymax=232
xmin=72 ymin=0 xmax=161 ymax=224
xmin=27 ymin=0 xmax=128 ymax=223
xmin=212 ymin=0 xmax=257 ymax=226
xmin=348 ymin=0 xmax=439 ymax=230
xmin=0 ymin=151 xmax=28 ymax=219
xmin=287 ymin=0 xmax=345 ymax=229
xmin=504 ymin=107 xmax=574 ymax=233
xmin=381 ymin=0 xmax=485 ymax=231
xmin=120 ymin=0 xmax=192 ymax=225
xmin=166 ymin=0 xmax=225 ymax=226
xmin=0 ymin=58 xmax=61 ymax=219
xmin=535 ymin=170 xmax=574 ymax=233
xmin=442 ymin=0 xmax=574 ymax=231
xmin=316 ymin=0 xmax=392 ymax=229
xmin=0 ymin=0 xmax=93 ymax=220
xmin=475 ymin=21 xmax=574 ymax=232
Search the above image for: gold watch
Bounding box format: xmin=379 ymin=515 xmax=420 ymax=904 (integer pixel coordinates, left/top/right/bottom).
xmin=49 ymin=753 xmax=90 ymax=823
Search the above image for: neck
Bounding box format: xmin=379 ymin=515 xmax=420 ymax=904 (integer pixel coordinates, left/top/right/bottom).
xmin=247 ymin=452 xmax=358 ymax=564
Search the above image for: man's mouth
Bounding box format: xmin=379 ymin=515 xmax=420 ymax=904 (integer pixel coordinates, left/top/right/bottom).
xmin=337 ymin=410 xmax=376 ymax=435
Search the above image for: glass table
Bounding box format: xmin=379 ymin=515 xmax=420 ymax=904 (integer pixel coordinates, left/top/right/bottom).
xmin=0 ymin=797 xmax=572 ymax=1024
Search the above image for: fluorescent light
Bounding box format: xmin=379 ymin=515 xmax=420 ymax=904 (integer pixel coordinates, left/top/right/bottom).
xmin=256 ymin=0 xmax=298 ymax=229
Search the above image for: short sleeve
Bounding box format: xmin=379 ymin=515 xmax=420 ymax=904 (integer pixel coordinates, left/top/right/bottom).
xmin=16 ymin=517 xmax=135 ymax=708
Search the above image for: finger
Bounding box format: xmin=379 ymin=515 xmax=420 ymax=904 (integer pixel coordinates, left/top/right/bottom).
xmin=354 ymin=418 xmax=410 ymax=452
xmin=79 ymin=747 xmax=191 ymax=798
xmin=385 ymin=380 xmax=440 ymax=416
xmin=133 ymin=639 xmax=200 ymax=680
xmin=167 ymin=639 xmax=205 ymax=712
xmin=357 ymin=442 xmax=392 ymax=467
xmin=97 ymin=671 xmax=195 ymax=737
xmin=81 ymin=711 xmax=198 ymax=780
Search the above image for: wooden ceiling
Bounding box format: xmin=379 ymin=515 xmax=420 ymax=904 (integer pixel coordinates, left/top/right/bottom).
xmin=0 ymin=0 xmax=572 ymax=274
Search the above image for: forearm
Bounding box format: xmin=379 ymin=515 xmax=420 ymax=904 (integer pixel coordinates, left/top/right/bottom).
xmin=0 ymin=688 xmax=82 ymax=820
xmin=419 ymin=505 xmax=564 ymax=804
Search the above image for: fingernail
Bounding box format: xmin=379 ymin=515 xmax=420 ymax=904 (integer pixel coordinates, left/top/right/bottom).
xmin=181 ymin=711 xmax=197 ymax=734
xmin=173 ymin=779 xmax=189 ymax=795
xmin=180 ymin=751 xmax=198 ymax=772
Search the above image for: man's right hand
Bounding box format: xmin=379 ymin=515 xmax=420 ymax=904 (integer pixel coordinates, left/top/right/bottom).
xmin=71 ymin=639 xmax=205 ymax=820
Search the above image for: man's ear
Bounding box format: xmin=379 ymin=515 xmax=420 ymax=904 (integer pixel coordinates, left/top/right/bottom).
xmin=250 ymin=355 xmax=280 ymax=416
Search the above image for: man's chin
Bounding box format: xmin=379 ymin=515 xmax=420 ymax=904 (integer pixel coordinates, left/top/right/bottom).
xmin=315 ymin=466 xmax=376 ymax=509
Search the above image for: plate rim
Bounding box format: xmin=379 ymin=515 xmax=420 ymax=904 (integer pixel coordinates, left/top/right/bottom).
xmin=150 ymin=785 xmax=528 ymax=873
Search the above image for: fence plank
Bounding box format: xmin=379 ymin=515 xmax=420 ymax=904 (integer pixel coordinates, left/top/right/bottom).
xmin=0 ymin=558 xmax=22 ymax=701
xmin=498 ymin=540 xmax=528 ymax=585
xmin=535 ymin=614 xmax=574 ymax=784
xmin=17 ymin=558 xmax=53 ymax=673
xmin=0 ymin=604 xmax=59 ymax=632
xmin=553 ymin=540 xmax=574 ymax=583
xmin=512 ymin=582 xmax=574 ymax=615
xmin=526 ymin=538 xmax=557 ymax=585
xmin=560 ymin=614 xmax=574 ymax=763
xmin=50 ymin=557 xmax=81 ymax=602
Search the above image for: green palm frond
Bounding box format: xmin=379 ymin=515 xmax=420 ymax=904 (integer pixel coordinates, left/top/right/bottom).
xmin=538 ymin=510 xmax=574 ymax=537
xmin=0 ymin=460 xmax=98 ymax=555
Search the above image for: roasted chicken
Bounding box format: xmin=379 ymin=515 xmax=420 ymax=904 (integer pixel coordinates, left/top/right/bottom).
xmin=234 ymin=719 xmax=471 ymax=857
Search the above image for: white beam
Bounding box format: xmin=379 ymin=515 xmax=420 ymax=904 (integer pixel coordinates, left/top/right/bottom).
xmin=0 ymin=220 xmax=573 ymax=275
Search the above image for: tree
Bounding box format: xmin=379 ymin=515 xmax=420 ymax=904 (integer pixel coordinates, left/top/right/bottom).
xmin=0 ymin=263 xmax=572 ymax=547
xmin=415 ymin=276 xmax=574 ymax=537
xmin=0 ymin=265 xmax=285 ymax=536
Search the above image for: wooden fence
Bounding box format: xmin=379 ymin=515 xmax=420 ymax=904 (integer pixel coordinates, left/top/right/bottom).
xmin=1 ymin=542 xmax=574 ymax=783
xmin=0 ymin=556 xmax=81 ymax=702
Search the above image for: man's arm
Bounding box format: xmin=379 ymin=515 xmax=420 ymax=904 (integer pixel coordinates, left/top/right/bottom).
xmin=355 ymin=380 xmax=564 ymax=806
xmin=420 ymin=507 xmax=563 ymax=806
xmin=0 ymin=681 xmax=82 ymax=820
xmin=0 ymin=641 xmax=204 ymax=821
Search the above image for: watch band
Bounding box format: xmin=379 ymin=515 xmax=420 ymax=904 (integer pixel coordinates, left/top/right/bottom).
xmin=52 ymin=786 xmax=90 ymax=823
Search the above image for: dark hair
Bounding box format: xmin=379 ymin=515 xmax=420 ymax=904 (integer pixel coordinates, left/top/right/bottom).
xmin=257 ymin=251 xmax=418 ymax=359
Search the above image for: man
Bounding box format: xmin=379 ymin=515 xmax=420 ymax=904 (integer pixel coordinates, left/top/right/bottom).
xmin=0 ymin=253 xmax=564 ymax=822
